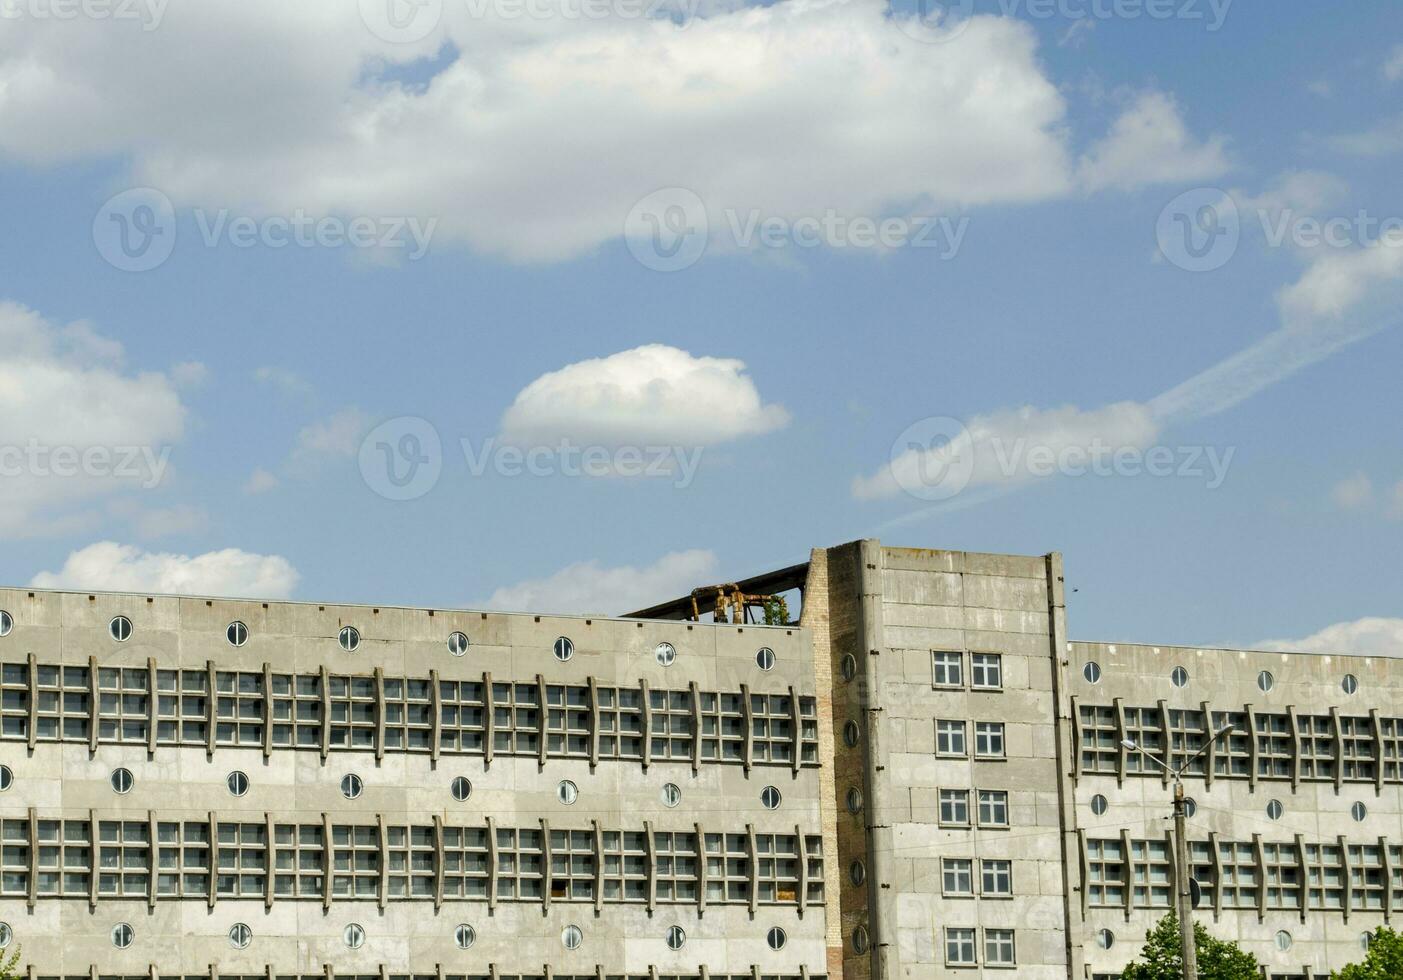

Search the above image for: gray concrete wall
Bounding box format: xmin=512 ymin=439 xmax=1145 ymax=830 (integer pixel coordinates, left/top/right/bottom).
xmin=0 ymin=587 xmax=830 ymax=978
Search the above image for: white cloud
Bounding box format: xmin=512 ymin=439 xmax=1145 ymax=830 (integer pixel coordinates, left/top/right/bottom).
xmin=501 ymin=345 xmax=789 ymax=447
xmin=1277 ymin=230 xmax=1403 ymax=323
xmin=0 ymin=302 xmax=188 ymax=537
xmin=243 ymin=468 xmax=280 ymax=494
xmin=1331 ymin=472 xmax=1374 ymax=511
xmin=254 ymin=366 xmax=313 ymax=397
xmin=853 ymin=401 xmax=1159 ymax=500
xmin=1258 ymin=617 xmax=1403 ymax=658
xmin=481 ymin=548 xmax=718 ymax=615
xmin=1327 ymin=114 xmax=1403 ymax=157
xmin=169 ymin=361 xmax=209 ymax=388
xmin=0 ymin=1 xmax=1216 ymax=263
xmin=1077 ymin=91 xmax=1231 ymax=193
xmin=292 ymin=407 xmax=371 ymax=462
xmin=1384 ymin=44 xmax=1403 ymax=82
xmin=31 ymin=542 xmax=300 ymax=599
xmin=1234 ymin=170 xmax=1349 ymax=219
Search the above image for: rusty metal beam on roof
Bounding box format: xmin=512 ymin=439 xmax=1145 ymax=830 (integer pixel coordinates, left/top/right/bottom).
xmin=624 ymin=561 xmax=811 ymax=621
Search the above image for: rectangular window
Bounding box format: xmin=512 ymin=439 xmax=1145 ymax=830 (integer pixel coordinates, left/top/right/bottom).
xmin=977 ymin=790 xmax=1009 ymax=828
xmin=385 ymin=825 xmax=436 ymax=899
xmin=156 ymin=821 xmax=210 ymax=897
xmin=332 ymin=824 xmax=380 ymax=899
xmin=216 ymin=822 xmax=268 ymax=898
xmin=1086 ymin=839 xmax=1125 ymax=907
xmin=381 ymin=678 xmax=433 ymax=754
xmin=438 ymin=678 xmax=486 ymax=755
xmin=945 ymin=927 xmax=977 ymax=965
xmin=981 ymin=859 xmax=1012 ymax=896
xmin=932 ymin=652 xmax=963 ymax=688
xmin=272 ymin=823 xmax=324 ymax=898
xmin=975 ymin=722 xmax=1005 ymax=759
xmin=1129 ymin=838 xmax=1171 ymax=908
xmin=984 ymin=929 xmax=1016 ymax=966
xmin=750 ymin=693 xmax=795 ymax=766
xmin=942 ymin=858 xmax=973 ymax=896
xmin=97 ymin=820 xmax=150 ymax=896
xmin=1262 ymin=842 xmax=1301 ymax=911
xmin=970 ymin=653 xmax=1003 ymax=689
xmin=938 ymin=789 xmax=970 ymax=826
xmin=936 ymin=720 xmax=967 ymax=757
xmin=547 ymin=685 xmax=593 ymax=759
xmin=604 ymin=830 xmax=650 ymax=902
xmin=550 ymin=828 xmax=597 ymax=901
xmin=1079 ymin=705 xmax=1118 ymax=773
xmin=650 ymin=830 xmax=695 ymax=904
xmin=439 ymin=826 xmax=489 ymax=899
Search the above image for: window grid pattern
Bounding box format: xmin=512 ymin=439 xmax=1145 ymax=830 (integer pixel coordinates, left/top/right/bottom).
xmin=0 ymin=661 xmax=820 ymax=770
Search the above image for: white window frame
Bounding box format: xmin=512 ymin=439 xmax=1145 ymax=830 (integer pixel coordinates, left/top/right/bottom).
xmin=932 ymin=651 xmax=964 ymax=688
xmin=938 ymin=789 xmax=970 ymax=827
xmin=945 ymin=927 xmax=977 ymax=966
xmin=941 ymin=858 xmax=974 ymax=896
xmin=970 ymin=653 xmax=1003 ymax=690
xmin=936 ymin=719 xmax=967 ymax=757
xmin=977 ymin=789 xmax=1009 ymax=828
xmin=974 ymin=721 xmax=1005 ymax=759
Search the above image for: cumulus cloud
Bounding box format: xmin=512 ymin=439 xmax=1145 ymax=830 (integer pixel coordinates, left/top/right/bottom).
xmin=31 ymin=542 xmax=300 ymax=599
xmin=0 ymin=1 xmax=1217 ymax=262
xmin=1233 ymin=170 xmax=1349 ymax=220
xmin=481 ymin=549 xmax=718 ymax=615
xmin=1327 ymin=114 xmax=1403 ymax=157
xmin=1331 ymin=472 xmax=1374 ymax=511
xmin=1385 ymin=44 xmax=1403 ymax=82
xmin=0 ymin=302 xmax=188 ymax=537
xmin=1276 ymin=230 xmax=1403 ymax=323
xmin=852 ymin=401 xmax=1159 ymax=500
xmin=292 ymin=407 xmax=371 ymax=462
xmin=1258 ymin=617 xmax=1403 ymax=658
xmin=501 ymin=345 xmax=789 ymax=447
xmin=1077 ymin=91 xmax=1231 ymax=193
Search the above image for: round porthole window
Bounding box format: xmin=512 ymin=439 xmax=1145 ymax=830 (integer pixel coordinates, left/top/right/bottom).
xmin=0 ymin=765 xmax=12 ymax=793
xmin=1171 ymin=666 xmax=1188 ymax=688
xmin=110 ymin=616 xmax=133 ymax=642
xmin=1257 ymin=670 xmax=1274 ymax=693
xmin=660 ymin=783 xmax=682 ymax=808
xmin=841 ymin=653 xmax=857 ymax=681
xmin=1342 ymin=673 xmax=1359 ymax=695
xmin=448 ymin=632 xmax=469 ymax=657
xmin=0 ymin=610 xmax=12 ymax=637
xmin=756 ymin=647 xmax=776 ymax=671
xmin=1090 ymin=794 xmax=1108 ymax=816
xmin=112 ymin=922 xmax=134 ymax=949
xmin=110 ymin=768 xmax=133 ymax=795
xmin=562 ymin=924 xmax=583 ymax=950
xmin=853 ymin=926 xmax=870 ymax=955
xmin=0 ymin=922 xmax=11 ymax=949
xmin=1183 ymin=798 xmax=1197 ymax=818
xmin=226 ymin=621 xmax=248 ymax=647
xmin=1095 ymin=929 xmax=1114 ymax=950
xmin=761 ymin=786 xmax=782 ymax=810
xmin=846 ymin=787 xmax=864 ymax=814
xmin=554 ymin=637 xmax=574 ymax=662
xmin=1275 ymin=930 xmax=1292 ymax=951
xmin=557 ymin=780 xmax=579 ymax=805
xmin=455 ymin=924 xmax=475 ymax=950
xmin=451 ymin=777 xmax=472 ymax=802
xmin=849 ymin=860 xmax=866 ymax=886
xmin=1083 ymin=662 xmax=1101 ymax=684
xmin=843 ymin=721 xmax=860 ymax=747
xmin=226 ymin=771 xmax=249 ymax=797
xmin=1266 ymin=799 xmax=1284 ymax=821
xmin=343 ymin=924 xmax=365 ymax=949
xmin=655 ymin=642 xmax=676 ymax=667
xmin=228 ymin=923 xmax=251 ymax=950
xmin=339 ymin=626 xmax=360 ymax=652
xmin=767 ymin=927 xmax=787 ymax=951
xmin=665 ymin=925 xmax=686 ymax=951
xmin=341 ymin=773 xmax=363 ymax=800
xmin=1352 ymin=801 xmax=1367 ymax=822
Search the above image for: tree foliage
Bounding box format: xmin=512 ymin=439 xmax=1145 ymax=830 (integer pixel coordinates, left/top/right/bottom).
xmin=0 ymin=945 xmax=21 ymax=980
xmin=1121 ymin=913 xmax=1260 ymax=980
xmin=1334 ymin=927 xmax=1403 ymax=980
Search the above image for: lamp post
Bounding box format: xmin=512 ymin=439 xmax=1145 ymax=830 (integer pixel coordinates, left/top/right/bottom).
xmin=1121 ymin=724 xmax=1237 ymax=980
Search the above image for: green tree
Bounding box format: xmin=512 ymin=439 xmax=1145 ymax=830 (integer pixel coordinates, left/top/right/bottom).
xmin=0 ymin=944 xmax=21 ymax=980
xmin=1121 ymin=913 xmax=1260 ymax=980
xmin=1334 ymin=927 xmax=1403 ymax=980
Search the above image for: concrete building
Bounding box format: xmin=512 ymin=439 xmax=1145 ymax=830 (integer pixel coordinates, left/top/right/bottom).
xmin=0 ymin=540 xmax=1396 ymax=980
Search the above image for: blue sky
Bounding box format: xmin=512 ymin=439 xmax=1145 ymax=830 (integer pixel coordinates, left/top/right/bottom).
xmin=1 ymin=0 xmax=1401 ymax=654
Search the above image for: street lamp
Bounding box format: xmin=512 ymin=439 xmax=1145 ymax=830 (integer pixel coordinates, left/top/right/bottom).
xmin=1121 ymin=724 xmax=1237 ymax=980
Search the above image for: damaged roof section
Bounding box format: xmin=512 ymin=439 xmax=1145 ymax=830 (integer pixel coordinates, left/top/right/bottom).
xmin=625 ymin=559 xmax=811 ymax=623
